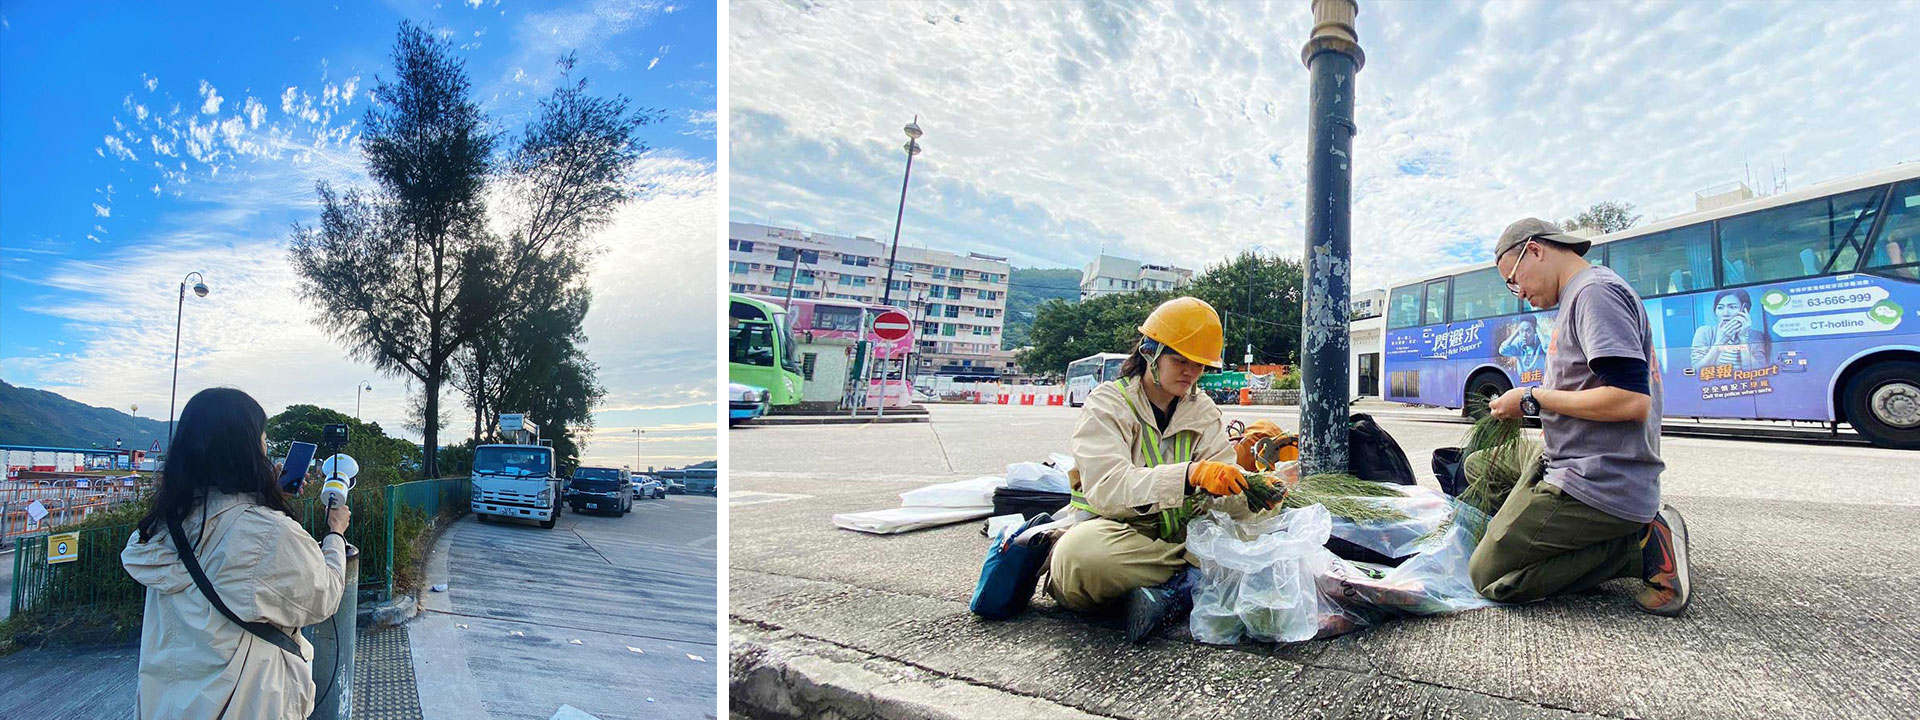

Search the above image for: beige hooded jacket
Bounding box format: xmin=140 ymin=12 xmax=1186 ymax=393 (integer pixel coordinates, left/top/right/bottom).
xmin=121 ymin=490 xmax=348 ymax=720
xmin=1069 ymin=378 xmax=1250 ymax=523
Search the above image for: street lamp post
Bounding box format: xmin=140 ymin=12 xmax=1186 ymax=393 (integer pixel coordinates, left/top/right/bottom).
xmin=1299 ymin=0 xmax=1364 ymax=475
xmin=633 ymin=429 xmax=644 ymax=472
xmin=356 ymin=381 xmax=373 ymax=421
xmin=167 ymin=272 xmax=210 ymax=450
xmin=879 ymin=118 xmax=924 ymax=307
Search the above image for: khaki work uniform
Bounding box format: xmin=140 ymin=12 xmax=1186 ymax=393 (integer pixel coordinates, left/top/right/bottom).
xmin=1046 ymin=378 xmax=1251 ymax=612
xmin=121 ymin=491 xmax=349 ymax=720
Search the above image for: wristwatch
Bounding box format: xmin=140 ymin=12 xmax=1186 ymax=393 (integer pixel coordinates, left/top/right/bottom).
xmin=1521 ymin=387 xmax=1540 ymax=417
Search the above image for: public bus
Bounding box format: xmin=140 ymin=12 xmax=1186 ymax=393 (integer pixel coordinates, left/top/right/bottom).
xmin=1381 ymin=163 xmax=1920 ymax=449
xmin=1065 ymin=352 xmax=1130 ymax=406
xmin=728 ymin=294 xmax=804 ymax=407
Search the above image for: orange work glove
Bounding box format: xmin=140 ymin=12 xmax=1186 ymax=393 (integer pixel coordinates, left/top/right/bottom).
xmin=1188 ymin=461 xmax=1248 ymax=496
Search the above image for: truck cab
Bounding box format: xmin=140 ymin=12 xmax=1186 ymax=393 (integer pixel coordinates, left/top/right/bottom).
xmin=470 ymin=415 xmax=563 ymax=528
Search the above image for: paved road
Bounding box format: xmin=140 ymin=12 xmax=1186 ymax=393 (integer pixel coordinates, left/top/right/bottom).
xmin=412 ymin=493 xmax=718 ymax=720
xmin=729 ymin=402 xmax=1920 ymax=720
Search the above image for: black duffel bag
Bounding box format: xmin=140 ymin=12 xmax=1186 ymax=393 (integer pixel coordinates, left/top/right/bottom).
xmin=1325 ymin=413 xmax=1418 ymax=566
xmin=992 ymin=487 xmax=1071 ymax=520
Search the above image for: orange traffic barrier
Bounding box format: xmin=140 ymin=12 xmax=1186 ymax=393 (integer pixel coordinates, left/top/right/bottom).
xmin=1240 ymin=387 xmax=1253 ymax=406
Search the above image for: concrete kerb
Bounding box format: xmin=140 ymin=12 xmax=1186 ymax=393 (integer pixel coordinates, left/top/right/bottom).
xmin=731 ymin=620 xmax=1113 ymax=720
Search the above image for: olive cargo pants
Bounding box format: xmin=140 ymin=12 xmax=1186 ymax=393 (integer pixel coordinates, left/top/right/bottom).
xmin=1045 ymin=518 xmax=1189 ymax=612
xmin=1465 ymin=439 xmax=1648 ymax=602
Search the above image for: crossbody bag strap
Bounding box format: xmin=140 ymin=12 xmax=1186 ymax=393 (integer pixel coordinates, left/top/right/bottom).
xmin=166 ymin=513 xmax=303 ymax=657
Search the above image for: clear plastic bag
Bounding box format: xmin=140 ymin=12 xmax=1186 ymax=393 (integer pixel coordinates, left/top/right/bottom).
xmin=1186 ymin=506 xmax=1343 ymax=644
xmin=1004 ymin=461 xmax=1071 ymax=493
xmin=897 ymin=476 xmax=1004 ymax=508
xmin=1188 ymin=496 xmax=1502 ymax=645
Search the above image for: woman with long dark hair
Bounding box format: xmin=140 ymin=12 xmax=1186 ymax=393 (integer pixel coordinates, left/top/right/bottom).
xmin=121 ymin=387 xmax=350 ymax=720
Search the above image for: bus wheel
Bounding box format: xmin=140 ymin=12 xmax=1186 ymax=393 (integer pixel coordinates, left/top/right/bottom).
xmin=1844 ymin=360 xmax=1920 ymax=450
xmin=1464 ymin=371 xmax=1512 ymax=419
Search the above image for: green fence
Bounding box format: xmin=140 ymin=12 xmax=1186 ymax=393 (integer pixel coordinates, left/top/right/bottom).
xmin=383 ymin=477 xmax=470 ymax=600
xmin=8 ymin=477 xmax=469 ymax=621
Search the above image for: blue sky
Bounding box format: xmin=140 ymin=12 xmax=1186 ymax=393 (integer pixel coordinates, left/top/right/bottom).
xmin=1 ymin=0 xmax=718 ymax=468
xmin=728 ymin=1 xmax=1920 ymax=290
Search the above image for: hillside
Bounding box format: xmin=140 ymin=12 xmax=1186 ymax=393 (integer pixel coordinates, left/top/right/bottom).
xmin=0 ymin=379 xmax=170 ymax=451
xmin=1002 ymin=267 xmax=1081 ymax=349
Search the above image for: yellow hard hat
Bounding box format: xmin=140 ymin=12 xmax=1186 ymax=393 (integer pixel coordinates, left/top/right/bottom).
xmin=1138 ymin=296 xmax=1224 ymax=368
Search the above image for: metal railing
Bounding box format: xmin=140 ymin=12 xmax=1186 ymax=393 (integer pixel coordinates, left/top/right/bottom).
xmin=382 ymin=477 xmax=470 ymax=600
xmin=8 ymin=477 xmax=469 ymax=620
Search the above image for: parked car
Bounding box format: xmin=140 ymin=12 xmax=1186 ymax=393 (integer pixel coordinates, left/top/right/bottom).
xmin=730 ymin=382 xmax=770 ymax=426
xmin=664 ymin=477 xmax=687 ymax=495
xmin=566 ymin=466 xmax=633 ymax=515
xmin=631 ymin=474 xmax=666 ymax=499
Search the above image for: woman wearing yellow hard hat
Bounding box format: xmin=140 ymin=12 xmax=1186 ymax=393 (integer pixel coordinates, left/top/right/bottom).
xmin=1046 ymin=296 xmax=1287 ymax=642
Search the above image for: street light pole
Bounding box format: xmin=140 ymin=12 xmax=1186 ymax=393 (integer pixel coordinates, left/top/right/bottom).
xmin=167 ymin=272 xmax=209 ymax=450
xmin=880 ymin=117 xmax=924 ymax=307
xmin=356 ymin=381 xmax=373 ymax=421
xmin=1299 ymin=0 xmax=1364 ymax=475
xmin=633 ymin=429 xmax=644 ymax=471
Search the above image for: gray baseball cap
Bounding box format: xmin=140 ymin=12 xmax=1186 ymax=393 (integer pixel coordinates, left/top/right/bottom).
xmin=1495 ymin=217 xmax=1591 ymax=259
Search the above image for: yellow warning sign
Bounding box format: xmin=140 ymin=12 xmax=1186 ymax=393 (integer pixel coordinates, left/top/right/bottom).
xmin=48 ymin=532 xmax=79 ymax=564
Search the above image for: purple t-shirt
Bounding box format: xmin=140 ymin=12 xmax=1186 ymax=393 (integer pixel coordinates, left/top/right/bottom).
xmin=1542 ymin=266 xmax=1664 ymax=524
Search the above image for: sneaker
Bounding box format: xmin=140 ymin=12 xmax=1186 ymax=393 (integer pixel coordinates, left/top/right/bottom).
xmin=1635 ymin=504 xmax=1692 ymax=617
xmin=1124 ymin=567 xmax=1199 ymax=643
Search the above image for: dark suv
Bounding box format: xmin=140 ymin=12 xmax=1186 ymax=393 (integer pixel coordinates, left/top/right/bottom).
xmin=566 ymin=466 xmax=633 ymax=515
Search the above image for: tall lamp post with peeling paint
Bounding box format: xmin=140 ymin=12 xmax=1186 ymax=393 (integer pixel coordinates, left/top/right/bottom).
xmin=1299 ymin=0 xmax=1363 ymax=475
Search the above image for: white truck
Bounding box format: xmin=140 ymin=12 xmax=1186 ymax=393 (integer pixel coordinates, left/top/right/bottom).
xmin=469 ymin=414 xmax=564 ymax=529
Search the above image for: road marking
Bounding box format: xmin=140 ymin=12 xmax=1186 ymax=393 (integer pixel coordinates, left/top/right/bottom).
xmin=550 ymin=705 xmax=604 ymax=720
xmin=730 ymin=491 xmax=812 ymax=505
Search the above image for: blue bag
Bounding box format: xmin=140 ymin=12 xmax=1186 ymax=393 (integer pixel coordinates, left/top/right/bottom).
xmin=969 ymin=512 xmax=1055 ymax=620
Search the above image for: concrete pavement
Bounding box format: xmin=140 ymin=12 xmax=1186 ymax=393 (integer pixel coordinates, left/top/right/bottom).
xmin=411 ymin=494 xmax=719 ymax=720
xmin=728 ymin=402 xmax=1920 ymax=720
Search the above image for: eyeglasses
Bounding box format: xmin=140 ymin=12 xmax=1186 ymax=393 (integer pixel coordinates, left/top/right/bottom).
xmin=1500 ymin=239 xmax=1536 ymax=296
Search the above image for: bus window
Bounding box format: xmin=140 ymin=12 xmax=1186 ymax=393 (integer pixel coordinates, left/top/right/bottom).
xmin=1867 ymin=180 xmax=1920 ymax=280
xmin=1607 ymin=224 xmax=1713 ymax=297
xmin=1450 ymin=266 xmax=1519 ymax=321
xmin=1387 ymin=285 xmax=1423 ymax=329
xmin=1421 ymin=278 xmax=1449 ymax=325
xmin=730 ymin=324 xmax=777 ymax=367
xmin=1719 ymin=186 xmax=1886 ymax=286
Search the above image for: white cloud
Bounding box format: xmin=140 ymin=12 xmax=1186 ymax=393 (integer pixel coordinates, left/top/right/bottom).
xmin=102 ymin=135 xmax=138 ymax=162
xmin=244 ymin=97 xmax=267 ymax=128
xmin=92 ymin=203 xmax=111 ymax=217
xmin=198 ymin=79 xmax=224 ymax=115
xmin=142 ymin=73 xmax=158 ymax=92
xmin=647 ymin=57 xmax=659 ymax=70
xmin=728 ymin=1 xmax=1920 ymax=291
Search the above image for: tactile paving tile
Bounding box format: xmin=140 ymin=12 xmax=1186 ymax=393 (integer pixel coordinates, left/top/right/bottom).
xmin=353 ymin=623 xmax=425 ymax=720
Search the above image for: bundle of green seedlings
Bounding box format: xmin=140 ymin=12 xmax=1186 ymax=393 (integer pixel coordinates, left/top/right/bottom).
xmin=1420 ymin=398 xmax=1528 ymax=543
xmin=1455 ymin=397 xmax=1528 ymax=517
xmin=1187 ymin=435 xmax=1411 ymax=522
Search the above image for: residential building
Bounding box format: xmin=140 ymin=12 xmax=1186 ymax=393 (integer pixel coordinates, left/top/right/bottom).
xmin=1079 ymin=254 xmax=1193 ymax=300
xmin=727 ymin=222 xmax=1016 ymax=378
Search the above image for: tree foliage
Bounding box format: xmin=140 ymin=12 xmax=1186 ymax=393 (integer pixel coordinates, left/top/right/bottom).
xmin=1017 ymin=251 xmax=1307 ymax=377
xmin=265 ymin=404 xmax=421 ymax=486
xmin=1561 ymin=200 xmax=1642 ymax=235
xmin=290 ymin=25 xmax=655 ymax=477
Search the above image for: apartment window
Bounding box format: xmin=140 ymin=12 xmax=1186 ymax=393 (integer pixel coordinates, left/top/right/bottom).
xmin=777 ymin=247 xmax=821 ymax=264
xmin=944 ymin=306 xmax=960 ymax=318
xmin=931 ymin=267 xmax=949 ymax=279
xmin=729 ymin=283 xmax=748 ymax=293
xmin=728 ymin=261 xmax=752 ymax=275
xmin=943 ymin=324 xmax=958 ymax=336
xmin=947 ymin=287 xmax=961 ymax=300
xmin=730 ymin=240 xmax=754 ymax=252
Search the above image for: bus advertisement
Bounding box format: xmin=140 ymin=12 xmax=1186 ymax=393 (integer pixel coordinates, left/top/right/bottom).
xmin=1382 ymin=165 xmax=1920 ymax=449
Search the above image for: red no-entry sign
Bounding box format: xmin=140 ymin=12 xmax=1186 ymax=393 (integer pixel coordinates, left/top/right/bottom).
xmin=871 ymin=310 xmax=913 ymax=341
